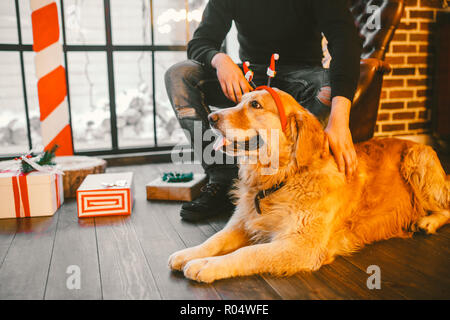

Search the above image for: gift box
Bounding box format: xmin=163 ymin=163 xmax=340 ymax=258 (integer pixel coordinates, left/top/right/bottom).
xmin=146 ymin=173 xmax=207 ymax=201
xmin=77 ymin=172 xmax=134 ymax=218
xmin=0 ymin=171 xmax=64 ymax=219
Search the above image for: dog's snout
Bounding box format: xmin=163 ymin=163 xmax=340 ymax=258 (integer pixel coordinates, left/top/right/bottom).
xmin=208 ymin=113 xmax=220 ymax=126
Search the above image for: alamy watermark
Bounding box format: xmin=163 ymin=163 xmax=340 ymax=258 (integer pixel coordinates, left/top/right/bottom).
xmin=366 ymin=5 xmax=382 ymax=31
xmin=366 ymin=265 xmax=381 ymax=290
xmin=66 ymin=265 xmax=81 ymax=290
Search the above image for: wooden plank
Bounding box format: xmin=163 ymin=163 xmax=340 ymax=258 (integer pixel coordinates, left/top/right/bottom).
xmin=127 ymin=164 xmax=222 ymax=300
xmin=0 ymin=219 xmax=18 ymax=269
xmin=382 ymin=233 xmax=450 ymax=280
xmin=294 ymin=271 xmax=345 ymax=300
xmin=344 ymin=239 xmax=449 ymax=299
xmin=259 ymin=275 xmax=320 ymax=300
xmin=44 ymin=199 xmax=102 ymax=300
xmin=210 ymin=275 xmax=281 ymax=300
xmin=429 ymin=224 xmax=450 ymax=241
xmin=94 ymin=215 xmax=161 ymax=300
xmin=315 ymin=257 xmax=406 ymax=299
xmin=261 ymin=255 xmax=404 ymax=300
xmin=0 ymin=214 xmax=59 ymax=299
xmin=131 ymin=202 xmax=222 ymax=300
xmin=207 ymin=212 xmax=232 ymax=232
xmin=94 ymin=165 xmax=162 ymax=299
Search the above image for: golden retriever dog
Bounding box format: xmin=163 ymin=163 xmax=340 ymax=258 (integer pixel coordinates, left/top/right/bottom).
xmin=168 ymin=88 xmax=449 ymax=283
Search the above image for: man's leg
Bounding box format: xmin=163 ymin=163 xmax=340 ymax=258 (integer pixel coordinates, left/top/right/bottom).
xmin=276 ymin=65 xmax=332 ymax=126
xmin=165 ymin=60 xmax=238 ymax=221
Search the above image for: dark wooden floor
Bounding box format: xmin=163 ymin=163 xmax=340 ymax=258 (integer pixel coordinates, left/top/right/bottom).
xmin=0 ymin=157 xmax=449 ymax=300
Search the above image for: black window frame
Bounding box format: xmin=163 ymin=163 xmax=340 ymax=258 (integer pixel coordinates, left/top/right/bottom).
xmin=0 ymin=0 xmax=190 ymax=159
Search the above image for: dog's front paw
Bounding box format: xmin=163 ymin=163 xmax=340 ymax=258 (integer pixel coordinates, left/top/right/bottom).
xmin=168 ymin=247 xmax=201 ymax=271
xmin=417 ymin=216 xmax=440 ymax=234
xmin=183 ymin=258 xmax=224 ymax=283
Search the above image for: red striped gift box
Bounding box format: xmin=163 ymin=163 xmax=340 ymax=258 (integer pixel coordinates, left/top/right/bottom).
xmin=0 ymin=171 xmax=64 ymax=219
xmin=77 ymin=172 xmax=134 ymax=218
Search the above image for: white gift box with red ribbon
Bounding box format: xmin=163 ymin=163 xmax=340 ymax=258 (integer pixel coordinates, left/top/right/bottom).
xmin=0 ymin=171 xmax=64 ymax=219
xmin=77 ymin=172 xmax=134 ymax=218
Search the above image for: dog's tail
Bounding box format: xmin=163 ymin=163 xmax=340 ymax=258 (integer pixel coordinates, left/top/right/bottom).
xmin=401 ymin=144 xmax=449 ymax=212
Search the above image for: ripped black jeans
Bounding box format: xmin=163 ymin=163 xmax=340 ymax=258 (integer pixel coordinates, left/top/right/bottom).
xmin=164 ymin=59 xmax=331 ymax=184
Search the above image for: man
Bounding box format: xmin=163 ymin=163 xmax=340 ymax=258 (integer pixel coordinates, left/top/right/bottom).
xmin=165 ymin=0 xmax=362 ymax=221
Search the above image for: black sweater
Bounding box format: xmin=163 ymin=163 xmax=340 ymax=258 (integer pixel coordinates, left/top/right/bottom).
xmin=187 ymin=0 xmax=362 ymax=101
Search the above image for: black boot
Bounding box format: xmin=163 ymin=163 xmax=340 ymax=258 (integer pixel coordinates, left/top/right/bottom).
xmin=180 ymin=182 xmax=235 ymax=222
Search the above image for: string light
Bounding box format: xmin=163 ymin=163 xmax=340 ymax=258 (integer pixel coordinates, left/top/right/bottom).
xmin=156 ymin=7 xmax=204 ymax=34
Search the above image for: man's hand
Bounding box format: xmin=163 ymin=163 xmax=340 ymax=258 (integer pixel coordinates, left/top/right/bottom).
xmin=322 ymin=96 xmax=357 ymax=179
xmin=211 ymin=53 xmax=252 ymax=103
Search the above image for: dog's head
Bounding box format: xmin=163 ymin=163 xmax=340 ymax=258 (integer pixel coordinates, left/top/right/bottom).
xmin=209 ymin=88 xmax=326 ymax=169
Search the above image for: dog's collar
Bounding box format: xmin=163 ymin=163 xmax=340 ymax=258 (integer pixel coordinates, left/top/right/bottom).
xmin=254 ymin=181 xmax=286 ymax=215
xmin=255 ymin=85 xmax=287 ymax=131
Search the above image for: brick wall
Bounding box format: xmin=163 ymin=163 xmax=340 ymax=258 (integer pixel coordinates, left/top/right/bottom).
xmin=375 ymin=0 xmax=447 ymax=137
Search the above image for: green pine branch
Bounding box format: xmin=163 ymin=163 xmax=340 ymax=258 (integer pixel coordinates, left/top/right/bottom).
xmin=20 ymin=145 xmax=59 ymax=173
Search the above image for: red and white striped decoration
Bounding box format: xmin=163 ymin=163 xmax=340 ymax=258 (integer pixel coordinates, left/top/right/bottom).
xmin=266 ymin=53 xmax=279 ymax=78
xmin=243 ymin=61 xmax=254 ymax=83
xmin=30 ymin=0 xmax=73 ymax=155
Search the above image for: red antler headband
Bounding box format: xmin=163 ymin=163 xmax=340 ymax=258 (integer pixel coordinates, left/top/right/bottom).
xmin=243 ymin=61 xmax=253 ymax=82
xmin=266 ymin=53 xmax=279 ymax=87
xmin=243 ymin=61 xmax=256 ymax=88
xmin=243 ymin=54 xmax=286 ymax=130
xmin=255 ymin=85 xmax=287 ymax=132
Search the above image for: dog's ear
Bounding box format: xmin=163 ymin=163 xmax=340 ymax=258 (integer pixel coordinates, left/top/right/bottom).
xmin=287 ymin=111 xmax=325 ymax=167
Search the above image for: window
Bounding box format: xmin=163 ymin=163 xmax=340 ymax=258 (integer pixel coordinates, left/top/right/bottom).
xmin=0 ymin=0 xmax=207 ymax=158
